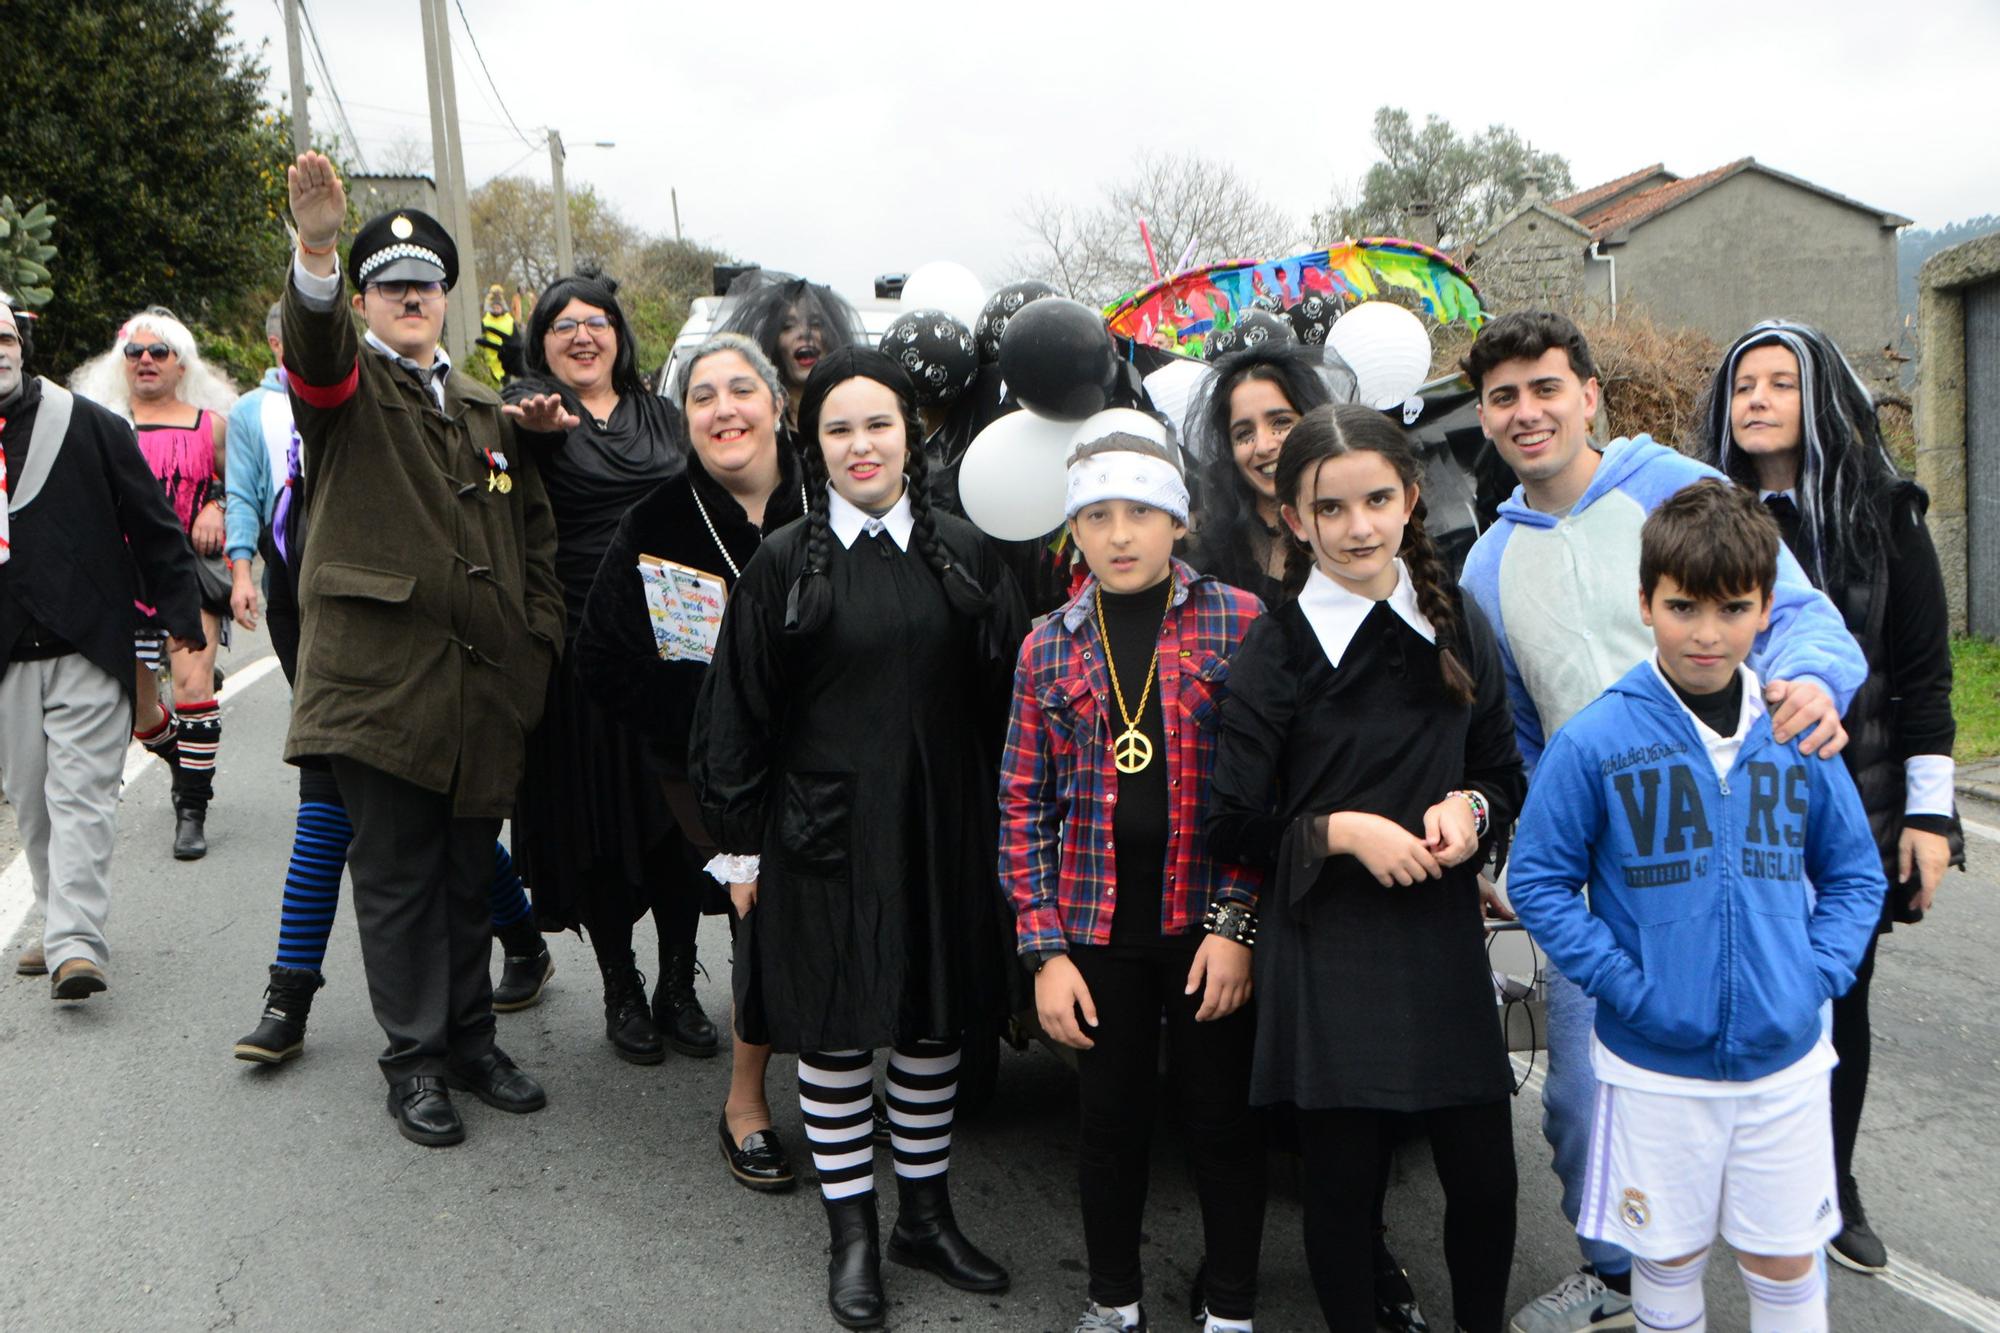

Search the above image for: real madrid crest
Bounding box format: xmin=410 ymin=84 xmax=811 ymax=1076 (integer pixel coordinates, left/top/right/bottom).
xmin=1620 ymin=1188 xmax=1651 ymax=1229
xmin=390 ymin=215 xmax=414 ymax=240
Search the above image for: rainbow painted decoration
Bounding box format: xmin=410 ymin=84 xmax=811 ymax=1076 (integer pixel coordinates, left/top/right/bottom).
xmin=1103 ymin=237 xmax=1485 ymax=358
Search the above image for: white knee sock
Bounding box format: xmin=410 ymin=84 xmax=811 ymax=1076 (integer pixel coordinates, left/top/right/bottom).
xmin=1632 ymin=1252 xmax=1709 ymax=1332
xmin=1740 ymin=1261 xmax=1827 ymax=1333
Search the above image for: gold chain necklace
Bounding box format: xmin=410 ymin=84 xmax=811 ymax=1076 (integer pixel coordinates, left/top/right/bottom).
xmin=1094 ymin=579 xmax=1173 ymax=775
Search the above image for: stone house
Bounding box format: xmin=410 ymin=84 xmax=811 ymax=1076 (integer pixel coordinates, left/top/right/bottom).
xmin=1463 ymin=158 xmax=1911 ymax=382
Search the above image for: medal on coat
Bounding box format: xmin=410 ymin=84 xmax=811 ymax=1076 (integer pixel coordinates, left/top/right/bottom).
xmin=483 ymin=446 xmax=513 ymax=494
xmin=1093 ymin=580 xmax=1173 ymax=776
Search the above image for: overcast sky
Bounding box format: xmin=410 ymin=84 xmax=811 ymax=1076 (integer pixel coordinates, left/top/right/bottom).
xmin=223 ymin=0 xmax=2000 ymax=298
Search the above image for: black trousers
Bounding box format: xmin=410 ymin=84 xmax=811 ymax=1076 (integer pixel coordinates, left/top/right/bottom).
xmin=1299 ymin=1101 xmax=1515 ymax=1333
xmin=1070 ymin=940 xmax=1266 ymax=1320
xmin=330 ymin=757 xmax=499 ymax=1083
xmin=1831 ymin=929 xmax=1882 ymax=1182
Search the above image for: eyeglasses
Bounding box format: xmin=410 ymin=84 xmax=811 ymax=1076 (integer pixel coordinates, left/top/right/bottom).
xmin=123 ymin=343 xmax=175 ymax=362
xmin=367 ymin=280 xmax=446 ymax=302
xmin=551 ymin=315 xmax=612 ymax=336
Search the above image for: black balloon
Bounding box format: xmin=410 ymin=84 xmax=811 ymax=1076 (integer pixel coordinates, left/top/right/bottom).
xmin=879 ymin=308 xmax=978 ymax=408
xmin=1204 ymin=308 xmax=1296 ymax=361
xmin=997 ymin=297 xmax=1116 ymax=422
xmin=974 ymin=279 xmax=1059 ymax=364
xmin=1287 ymin=290 xmax=1348 ymax=346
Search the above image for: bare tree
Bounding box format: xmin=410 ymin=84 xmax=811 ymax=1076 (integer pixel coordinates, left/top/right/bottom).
xmin=372 ymin=135 xmax=432 ymax=177
xmin=470 ymin=175 xmax=638 ymax=293
xmin=1014 ymin=151 xmax=1297 ymax=306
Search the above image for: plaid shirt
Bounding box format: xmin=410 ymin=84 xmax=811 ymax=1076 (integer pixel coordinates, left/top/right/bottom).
xmin=999 ymin=559 xmax=1266 ymax=956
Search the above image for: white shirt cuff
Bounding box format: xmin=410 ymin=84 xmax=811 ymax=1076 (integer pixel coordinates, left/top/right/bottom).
xmin=290 ymin=254 xmax=342 ymax=310
xmin=1905 ymin=754 xmax=1955 ymax=817
xmin=704 ymin=852 xmax=760 ymax=885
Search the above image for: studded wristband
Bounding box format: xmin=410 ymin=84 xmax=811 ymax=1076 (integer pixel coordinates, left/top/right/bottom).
xmin=1203 ymin=901 xmax=1259 ymax=949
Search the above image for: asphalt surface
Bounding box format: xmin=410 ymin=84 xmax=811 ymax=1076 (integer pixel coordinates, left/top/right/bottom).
xmin=2 ymin=621 xmax=1996 ymax=1331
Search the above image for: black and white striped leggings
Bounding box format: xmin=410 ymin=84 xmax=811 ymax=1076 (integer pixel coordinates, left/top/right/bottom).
xmin=797 ymin=1043 xmax=960 ymax=1201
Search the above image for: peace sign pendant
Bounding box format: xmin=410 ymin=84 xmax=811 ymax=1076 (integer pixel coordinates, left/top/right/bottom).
xmin=1112 ymin=726 xmax=1154 ymax=775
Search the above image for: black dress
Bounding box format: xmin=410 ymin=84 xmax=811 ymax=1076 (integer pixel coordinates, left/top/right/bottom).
xmin=690 ymin=507 xmax=1027 ymax=1053
xmin=504 ymin=382 xmax=687 ymax=930
xmin=1207 ymin=592 xmax=1525 ymax=1111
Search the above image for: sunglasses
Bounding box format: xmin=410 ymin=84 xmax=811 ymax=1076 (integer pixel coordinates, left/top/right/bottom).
xmin=551 ymin=315 xmax=612 ymax=336
xmin=123 ymin=343 xmax=175 ymax=362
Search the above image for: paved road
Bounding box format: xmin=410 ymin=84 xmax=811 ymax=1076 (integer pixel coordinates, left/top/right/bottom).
xmin=3 ymin=625 xmax=1997 ymax=1331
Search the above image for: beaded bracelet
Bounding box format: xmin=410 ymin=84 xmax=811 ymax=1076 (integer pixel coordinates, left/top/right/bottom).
xmin=1453 ymin=789 xmax=1490 ymax=839
xmin=1203 ymin=900 xmax=1259 ymax=949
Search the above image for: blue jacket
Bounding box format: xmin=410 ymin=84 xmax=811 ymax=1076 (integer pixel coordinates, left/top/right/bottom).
xmin=1508 ymin=660 xmax=1886 ymax=1082
xmin=223 ymin=367 xmax=287 ymax=562
xmin=1459 ymin=435 xmax=1867 ymax=774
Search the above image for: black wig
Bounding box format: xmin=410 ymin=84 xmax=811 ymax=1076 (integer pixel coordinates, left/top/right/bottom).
xmin=712 ymin=271 xmax=865 ymax=390
xmin=1694 ymin=319 xmax=1899 ymax=589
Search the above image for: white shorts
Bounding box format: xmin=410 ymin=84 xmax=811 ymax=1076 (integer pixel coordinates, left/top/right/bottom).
xmin=1577 ymin=1069 xmax=1840 ymax=1260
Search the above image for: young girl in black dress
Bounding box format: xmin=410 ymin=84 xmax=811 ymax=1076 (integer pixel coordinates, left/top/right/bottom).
xmin=1207 ymin=403 xmax=1525 ymax=1333
xmin=691 ymin=347 xmax=1025 ymax=1329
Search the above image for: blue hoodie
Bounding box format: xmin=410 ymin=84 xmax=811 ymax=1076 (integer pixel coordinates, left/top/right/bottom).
xmin=1459 ymin=435 xmax=1867 ymax=774
xmin=1508 ymin=660 xmax=1886 ymax=1083
xmin=224 ymin=366 xmax=288 ymax=563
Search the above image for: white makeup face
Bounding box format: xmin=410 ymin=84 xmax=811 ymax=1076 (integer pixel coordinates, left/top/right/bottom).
xmin=0 ymin=309 xmax=22 ymax=399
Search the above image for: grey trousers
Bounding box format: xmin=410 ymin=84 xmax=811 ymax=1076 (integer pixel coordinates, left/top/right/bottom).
xmin=0 ymin=654 xmax=130 ymax=970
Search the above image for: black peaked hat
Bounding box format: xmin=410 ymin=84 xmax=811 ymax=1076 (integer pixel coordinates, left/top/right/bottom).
xmin=347 ymin=208 xmax=459 ymax=291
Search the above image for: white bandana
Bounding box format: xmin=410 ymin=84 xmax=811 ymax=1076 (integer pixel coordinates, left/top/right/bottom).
xmin=1064 ymin=447 xmax=1189 ymax=525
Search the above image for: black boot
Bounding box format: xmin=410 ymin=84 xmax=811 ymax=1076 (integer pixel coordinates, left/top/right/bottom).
xmin=1829 ymin=1173 xmax=1889 ymax=1272
xmin=172 ymin=799 xmax=209 ymax=861
xmin=1374 ymin=1230 xmax=1430 ymax=1332
xmin=886 ymin=1172 xmax=1009 ymax=1293
xmin=824 ymin=1194 xmax=886 ymax=1329
xmin=653 ymin=941 xmax=719 ymax=1057
xmin=232 ymin=965 xmax=324 ymax=1064
xmin=600 ymin=954 xmax=663 ymax=1064
xmin=492 ymin=917 xmax=553 ymax=1012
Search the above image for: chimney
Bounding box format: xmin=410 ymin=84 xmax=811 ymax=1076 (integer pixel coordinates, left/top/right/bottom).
xmin=1522 ymin=171 xmax=1544 ymax=203
xmin=1403 ymin=200 xmax=1438 ymax=246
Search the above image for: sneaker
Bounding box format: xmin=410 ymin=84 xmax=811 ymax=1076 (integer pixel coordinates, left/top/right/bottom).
xmin=1072 ymin=1304 xmax=1147 ymax=1332
xmin=1510 ymin=1268 xmax=1635 ymax=1332
xmin=1827 ymin=1177 xmax=1889 ymax=1273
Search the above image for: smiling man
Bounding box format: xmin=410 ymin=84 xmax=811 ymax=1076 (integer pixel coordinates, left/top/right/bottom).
xmin=1454 ymin=311 xmax=1868 ymax=1333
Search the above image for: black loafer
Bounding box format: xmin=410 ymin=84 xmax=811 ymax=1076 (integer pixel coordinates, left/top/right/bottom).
xmin=1374 ymin=1234 xmax=1430 ymax=1332
xmin=719 ymin=1111 xmax=796 ymax=1192
xmin=444 ymin=1049 xmax=547 ymax=1114
xmin=387 ymin=1076 xmax=464 ymax=1147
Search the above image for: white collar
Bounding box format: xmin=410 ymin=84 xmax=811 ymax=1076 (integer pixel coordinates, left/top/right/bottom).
xmin=1758 ymin=488 xmax=1796 ymax=503
xmin=827 ymin=483 xmax=914 ymax=552
xmin=1296 ymin=560 xmax=1434 ymax=668
xmin=363 ymin=331 xmax=451 ymax=408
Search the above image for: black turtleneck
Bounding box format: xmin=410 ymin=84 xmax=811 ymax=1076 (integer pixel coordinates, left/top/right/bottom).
xmin=1099 ymin=577 xmax=1175 ymax=947
xmin=1665 ymin=668 xmax=1744 ymax=739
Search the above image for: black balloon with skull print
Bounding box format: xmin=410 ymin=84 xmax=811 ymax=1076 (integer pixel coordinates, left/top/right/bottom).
xmin=1204 ymin=307 xmax=1297 ymax=361
xmin=972 ymin=278 xmax=1059 ymax=364
xmin=879 ymin=307 xmax=979 ymax=408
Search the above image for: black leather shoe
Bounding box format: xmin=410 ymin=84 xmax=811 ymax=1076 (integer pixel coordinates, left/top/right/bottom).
xmin=173 ymin=807 xmax=208 ymax=861
xmin=600 ymin=955 xmax=664 ymax=1064
xmin=444 ymin=1049 xmax=547 ymax=1114
xmin=886 ymin=1173 xmax=1010 ymax=1293
xmin=386 ymin=1076 xmax=464 ymax=1147
xmin=824 ymin=1194 xmax=885 ymax=1329
xmin=233 ymin=965 xmax=323 ymax=1064
xmin=718 ymin=1111 xmax=796 ymax=1192
xmin=493 ymin=945 xmax=553 ymax=1012
xmin=1374 ymin=1232 xmax=1430 ymax=1332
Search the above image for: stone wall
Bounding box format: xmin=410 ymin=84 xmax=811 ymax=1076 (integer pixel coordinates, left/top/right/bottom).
xmin=1917 ymin=231 xmax=2000 ymax=632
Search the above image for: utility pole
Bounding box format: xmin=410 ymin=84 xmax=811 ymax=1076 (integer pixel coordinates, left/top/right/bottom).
xmin=671 ymin=188 xmax=682 ymax=244
xmin=548 ymin=130 xmax=573 ymax=277
xmin=419 ymin=0 xmax=478 ymax=364
xmin=283 ymin=0 xmax=310 ymax=154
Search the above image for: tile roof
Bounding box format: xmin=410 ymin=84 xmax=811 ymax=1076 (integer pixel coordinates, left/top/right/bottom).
xmin=1548 ymin=164 xmax=1669 ymax=216
xmin=1575 ymin=158 xmax=1753 ymax=239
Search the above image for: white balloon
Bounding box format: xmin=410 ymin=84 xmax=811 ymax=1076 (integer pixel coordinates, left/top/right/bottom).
xmin=1138 ymin=358 xmax=1209 ymax=440
xmin=1327 ymin=301 xmax=1433 ymax=410
xmin=900 ymin=261 xmax=987 ymax=331
xmin=1070 ymin=406 xmax=1178 ymax=463
xmin=958 ymin=407 xmax=1075 ymax=542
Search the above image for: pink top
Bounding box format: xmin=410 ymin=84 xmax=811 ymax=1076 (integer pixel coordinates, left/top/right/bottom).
xmin=134 ymin=410 xmax=218 ymax=535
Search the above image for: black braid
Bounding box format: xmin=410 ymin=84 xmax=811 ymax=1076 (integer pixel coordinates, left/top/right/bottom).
xmin=785 ymin=445 xmax=837 ymax=636
xmin=1278 ymin=524 xmax=1314 ymax=600
xmin=905 ymin=442 xmax=990 ymax=618
xmin=1399 ymin=502 xmax=1477 ymax=706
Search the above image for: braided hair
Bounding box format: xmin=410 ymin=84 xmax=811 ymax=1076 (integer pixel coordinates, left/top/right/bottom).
xmin=786 ymin=346 xmax=991 ymax=636
xmin=1275 ymin=403 xmax=1477 ymax=705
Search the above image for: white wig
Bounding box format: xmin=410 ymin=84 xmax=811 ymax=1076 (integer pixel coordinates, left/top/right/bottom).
xmin=68 ymin=305 xmax=240 ymax=422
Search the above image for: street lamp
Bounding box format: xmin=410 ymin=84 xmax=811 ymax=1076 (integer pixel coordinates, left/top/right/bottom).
xmin=547 ymin=132 xmax=616 ymax=276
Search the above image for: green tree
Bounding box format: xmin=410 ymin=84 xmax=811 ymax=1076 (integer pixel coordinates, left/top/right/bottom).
xmin=0 ymin=196 xmax=59 ymax=308
xmin=1314 ymin=107 xmax=1573 ymax=249
xmin=2 ymin=0 xmax=298 ymax=377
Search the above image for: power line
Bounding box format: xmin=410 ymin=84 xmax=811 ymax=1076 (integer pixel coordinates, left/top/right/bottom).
xmin=295 ymin=0 xmax=370 ymax=172
xmin=449 ymin=0 xmax=538 ymax=149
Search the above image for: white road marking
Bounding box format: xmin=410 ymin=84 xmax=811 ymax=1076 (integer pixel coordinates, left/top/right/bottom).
xmin=2 ymin=654 xmax=283 ymax=949
xmin=1960 ymin=815 xmax=2000 ymax=845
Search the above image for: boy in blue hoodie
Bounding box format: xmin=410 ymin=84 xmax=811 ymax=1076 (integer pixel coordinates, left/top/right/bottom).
xmin=1509 ymin=480 xmax=1885 ymax=1333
